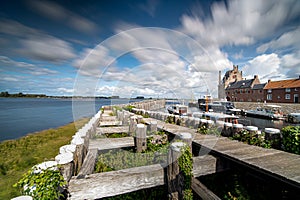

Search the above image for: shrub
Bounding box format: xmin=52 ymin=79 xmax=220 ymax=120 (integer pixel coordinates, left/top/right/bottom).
xmin=281 ymin=126 xmax=300 ymax=155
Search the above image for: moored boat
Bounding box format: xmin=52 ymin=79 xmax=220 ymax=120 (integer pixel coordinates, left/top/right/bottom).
xmin=244 ymin=105 xmax=284 ymax=120
xmin=287 ymin=113 xmax=300 ymax=123
xmin=167 ymin=104 xmax=188 ymax=116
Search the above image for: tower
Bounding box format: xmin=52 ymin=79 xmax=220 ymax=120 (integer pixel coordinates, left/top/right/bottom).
xmin=218 ymin=65 xmax=243 ymax=100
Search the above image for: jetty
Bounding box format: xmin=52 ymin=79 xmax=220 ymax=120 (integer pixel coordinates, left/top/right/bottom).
xmin=24 ymin=99 xmax=300 ymax=199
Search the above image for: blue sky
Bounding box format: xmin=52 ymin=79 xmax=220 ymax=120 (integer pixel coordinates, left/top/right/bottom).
xmin=1 ymin=0 xmax=300 ymax=98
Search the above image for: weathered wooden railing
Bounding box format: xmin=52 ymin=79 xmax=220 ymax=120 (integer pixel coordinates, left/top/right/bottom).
xmin=15 ymin=99 xmax=300 ymax=199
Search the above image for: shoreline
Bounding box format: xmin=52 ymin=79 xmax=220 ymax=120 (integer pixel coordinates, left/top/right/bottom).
xmin=0 ymin=118 xmax=89 ymax=199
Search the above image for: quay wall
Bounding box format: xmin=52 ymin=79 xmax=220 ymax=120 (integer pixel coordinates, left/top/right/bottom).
xmin=234 ymin=102 xmax=300 ymax=114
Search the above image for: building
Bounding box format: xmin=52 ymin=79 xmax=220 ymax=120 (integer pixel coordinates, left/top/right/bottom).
xmin=264 ymin=77 xmax=300 ymax=103
xmin=218 ymin=65 xmax=243 ymax=99
xmin=225 ymin=75 xmax=262 ymax=102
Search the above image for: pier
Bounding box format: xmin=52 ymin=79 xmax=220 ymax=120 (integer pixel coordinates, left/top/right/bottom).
xmin=22 ymin=99 xmax=300 ymax=199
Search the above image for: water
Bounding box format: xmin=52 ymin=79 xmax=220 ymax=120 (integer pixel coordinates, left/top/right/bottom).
xmin=0 ymin=98 xmax=141 ymax=142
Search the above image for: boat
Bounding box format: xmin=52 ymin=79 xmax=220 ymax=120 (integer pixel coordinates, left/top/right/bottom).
xmin=244 ymin=105 xmax=284 ymax=120
xmin=200 ymin=112 xmax=239 ymax=123
xmin=167 ymin=104 xmax=188 ymax=116
xmin=198 ymin=100 xmax=241 ymax=115
xmin=287 ymin=113 xmax=300 ymax=123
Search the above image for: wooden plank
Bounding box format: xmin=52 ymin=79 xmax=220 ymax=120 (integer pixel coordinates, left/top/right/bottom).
xmin=99 ymin=121 xmax=122 ymax=126
xmin=193 ymin=155 xmax=218 ymax=177
xmin=89 ymin=137 xmax=134 ymax=151
xmin=192 ymin=178 xmax=221 ymax=200
xmin=69 ymin=156 xmax=219 ymax=199
xmin=77 ymin=149 xmax=98 ymax=178
xmin=96 ymin=126 xmax=129 ymax=134
xmin=69 ymin=164 xmax=165 ymax=200
xmin=101 ymin=116 xmax=117 ymax=121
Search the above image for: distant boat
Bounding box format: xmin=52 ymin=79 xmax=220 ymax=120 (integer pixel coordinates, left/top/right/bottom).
xmin=167 ymin=104 xmax=188 ymax=116
xmin=287 ymin=113 xmax=300 ymax=123
xmin=200 ymin=112 xmax=239 ymax=123
xmin=244 ymin=105 xmax=284 ymax=120
xmin=198 ymin=100 xmax=241 ymax=115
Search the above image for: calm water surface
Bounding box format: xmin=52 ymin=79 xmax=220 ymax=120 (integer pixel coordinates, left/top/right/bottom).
xmin=0 ymin=98 xmax=141 ymax=142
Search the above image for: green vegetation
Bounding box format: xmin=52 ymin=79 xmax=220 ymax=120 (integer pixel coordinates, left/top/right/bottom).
xmin=281 ymin=126 xmax=300 ymax=155
xmin=123 ymin=105 xmax=135 ymax=112
xmin=231 ymin=130 xmax=271 ymax=149
xmin=14 ymin=166 xmax=66 ymax=199
xmin=0 ymin=91 xmax=46 ymax=98
xmin=0 ymin=118 xmax=89 ymax=199
xmin=95 ymin=132 xmax=169 ymax=173
xmin=178 ymin=145 xmax=193 ymax=200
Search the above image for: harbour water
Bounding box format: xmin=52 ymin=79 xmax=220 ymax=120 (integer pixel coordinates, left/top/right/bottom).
xmin=0 ymin=98 xmax=141 ymax=142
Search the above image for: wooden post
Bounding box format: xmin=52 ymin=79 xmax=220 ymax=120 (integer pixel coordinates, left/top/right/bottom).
xmin=179 ymin=132 xmax=192 ymax=151
xmin=149 ymin=120 xmax=157 ymax=134
xmin=167 ymin=142 xmax=186 ymax=200
xmin=264 ymin=128 xmax=281 ymax=149
xmin=232 ymin=124 xmax=243 ymax=137
xmin=134 ymin=124 xmax=147 ymax=153
xmin=246 ymin=126 xmax=258 ymax=137
xmin=55 ymin=152 xmax=74 ymax=182
xmin=129 ymin=116 xmax=137 ymax=136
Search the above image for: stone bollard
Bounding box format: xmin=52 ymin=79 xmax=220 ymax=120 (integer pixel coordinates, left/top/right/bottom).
xmin=167 ymin=142 xmax=186 ymax=200
xmin=148 ymin=120 xmax=157 ymax=134
xmin=232 ymin=124 xmax=243 ymax=137
xmin=134 ymin=124 xmax=147 ymax=153
xmin=55 ymin=152 xmax=74 ymax=182
xmin=264 ymin=128 xmax=281 ymax=149
xmin=246 ymin=126 xmax=258 ymax=137
xmin=222 ymin=122 xmax=233 ymax=137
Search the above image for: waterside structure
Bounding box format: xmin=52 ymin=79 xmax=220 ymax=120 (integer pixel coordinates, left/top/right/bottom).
xmin=14 ymin=99 xmax=300 ymax=199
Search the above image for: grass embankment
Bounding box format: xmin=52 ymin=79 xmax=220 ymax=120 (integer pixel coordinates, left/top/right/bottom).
xmin=0 ymin=118 xmax=89 ymax=199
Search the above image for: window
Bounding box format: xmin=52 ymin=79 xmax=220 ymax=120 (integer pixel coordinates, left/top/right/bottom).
xmin=240 ymin=89 xmax=243 ymax=93
xmin=267 ymin=89 xmax=272 ymax=93
xmin=295 ymin=88 xmax=298 ymax=91
xmin=267 ymin=94 xmax=272 ymax=100
xmin=285 ymin=94 xmax=290 ymax=100
xmin=285 ymin=88 xmax=291 ymax=92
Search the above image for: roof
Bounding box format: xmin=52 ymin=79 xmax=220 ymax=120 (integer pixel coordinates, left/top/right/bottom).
xmin=264 ymin=78 xmax=300 ymax=89
xmin=226 ymin=79 xmax=253 ymax=89
xmin=252 ymin=83 xmax=266 ymax=90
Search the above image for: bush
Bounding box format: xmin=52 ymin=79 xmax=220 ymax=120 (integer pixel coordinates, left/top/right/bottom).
xmin=14 ymin=166 xmax=66 ymax=200
xmin=281 ymin=126 xmax=300 ymax=155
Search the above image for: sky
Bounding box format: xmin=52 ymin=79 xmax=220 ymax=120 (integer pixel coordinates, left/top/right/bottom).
xmin=0 ymin=0 xmax=300 ymax=99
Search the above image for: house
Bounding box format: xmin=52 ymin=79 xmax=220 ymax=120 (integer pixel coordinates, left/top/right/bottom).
xmin=225 ymin=75 xmax=261 ymax=102
xmin=264 ymin=77 xmax=300 ymax=103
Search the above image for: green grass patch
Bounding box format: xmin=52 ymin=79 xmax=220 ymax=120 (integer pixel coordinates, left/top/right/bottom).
xmin=0 ymin=118 xmax=89 ymax=199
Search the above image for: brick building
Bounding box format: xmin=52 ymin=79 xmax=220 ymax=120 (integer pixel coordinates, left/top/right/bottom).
xmin=264 ymin=77 xmax=300 ymax=103
xmin=225 ymin=75 xmax=262 ymax=102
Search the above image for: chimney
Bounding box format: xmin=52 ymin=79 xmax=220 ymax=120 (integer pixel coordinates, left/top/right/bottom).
xmin=254 ymin=75 xmax=258 ymax=79
xmin=219 ymin=71 xmax=221 ymax=84
xmin=268 ymin=79 xmax=271 ymax=83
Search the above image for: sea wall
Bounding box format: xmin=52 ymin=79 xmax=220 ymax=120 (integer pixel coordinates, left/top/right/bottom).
xmin=234 ymin=102 xmax=300 ymax=114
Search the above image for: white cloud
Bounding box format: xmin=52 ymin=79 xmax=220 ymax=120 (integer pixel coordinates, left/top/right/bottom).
xmin=57 ymin=87 xmax=74 ymax=94
xmin=242 ymin=53 xmax=284 ymax=82
xmin=0 ymin=56 xmax=58 ymax=75
xmin=180 ymin=0 xmax=300 ymax=48
xmin=138 ymin=0 xmax=159 ymax=17
xmin=28 ymin=0 xmax=98 ymax=34
xmin=257 ymin=27 xmax=300 ymax=53
xmin=0 ymin=19 xmax=76 ymax=63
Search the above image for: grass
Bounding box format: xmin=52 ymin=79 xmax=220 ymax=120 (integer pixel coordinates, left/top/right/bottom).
xmin=0 ymin=118 xmax=89 ymax=199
